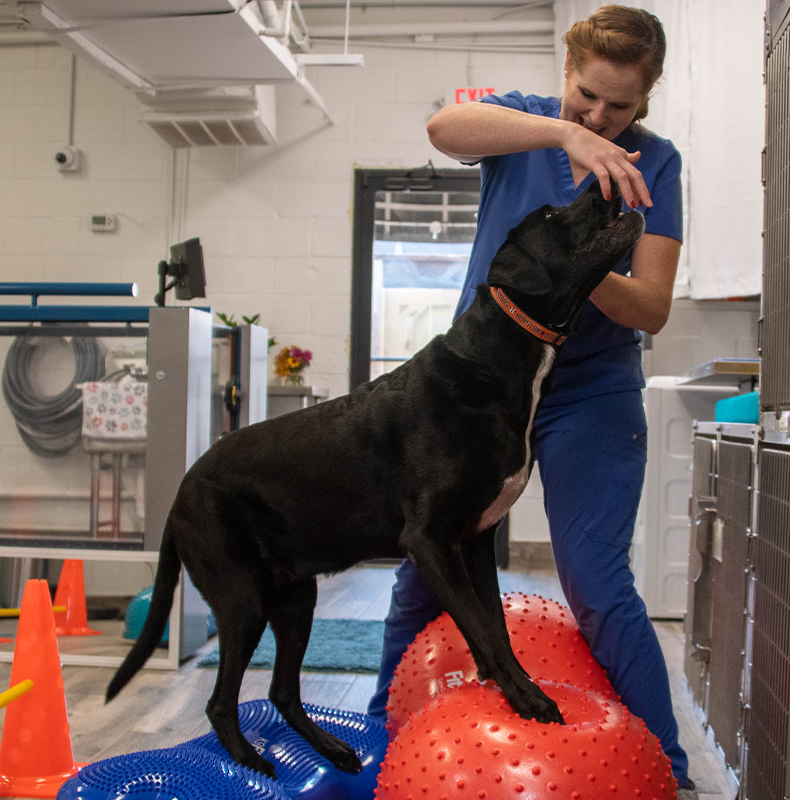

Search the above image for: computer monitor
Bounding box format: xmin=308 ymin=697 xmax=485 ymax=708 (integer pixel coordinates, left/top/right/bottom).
xmin=155 ymin=238 xmax=206 ymax=306
xmin=170 ymin=238 xmax=206 ymax=300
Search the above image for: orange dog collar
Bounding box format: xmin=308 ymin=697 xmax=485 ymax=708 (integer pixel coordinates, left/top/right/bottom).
xmin=489 ymin=286 xmax=567 ymax=346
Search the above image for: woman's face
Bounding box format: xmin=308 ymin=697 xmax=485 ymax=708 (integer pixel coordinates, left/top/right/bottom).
xmin=560 ymin=55 xmax=647 ymax=141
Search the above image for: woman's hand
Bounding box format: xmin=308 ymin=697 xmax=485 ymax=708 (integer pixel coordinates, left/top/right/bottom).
xmin=560 ymin=123 xmax=652 ymax=209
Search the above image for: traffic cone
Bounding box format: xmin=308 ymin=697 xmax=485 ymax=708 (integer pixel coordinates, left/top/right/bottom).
xmin=53 ymin=559 xmax=101 ymax=636
xmin=0 ymin=579 xmax=86 ymax=798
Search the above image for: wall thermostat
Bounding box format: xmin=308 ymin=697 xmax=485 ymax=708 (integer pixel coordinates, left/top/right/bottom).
xmin=90 ymin=214 xmax=116 ymax=232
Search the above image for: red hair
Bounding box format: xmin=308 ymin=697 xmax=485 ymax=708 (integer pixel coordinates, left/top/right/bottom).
xmin=563 ymin=5 xmax=666 ymax=121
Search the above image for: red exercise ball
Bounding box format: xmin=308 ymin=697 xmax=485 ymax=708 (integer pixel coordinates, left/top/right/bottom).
xmin=386 ymin=593 xmax=617 ymax=737
xmin=376 ymin=681 xmax=677 ymax=800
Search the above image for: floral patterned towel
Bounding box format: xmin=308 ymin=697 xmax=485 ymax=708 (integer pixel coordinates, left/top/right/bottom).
xmin=82 ymin=381 xmax=147 ymax=440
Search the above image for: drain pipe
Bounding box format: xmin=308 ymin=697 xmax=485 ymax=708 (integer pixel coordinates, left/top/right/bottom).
xmin=252 ymin=0 xmax=310 ymax=51
xmin=290 ymin=0 xmax=311 ymax=51
xmin=250 ymin=1 xmax=332 ymax=124
xmin=255 ymin=0 xmax=282 ymax=30
xmin=280 ymin=0 xmax=293 ymax=48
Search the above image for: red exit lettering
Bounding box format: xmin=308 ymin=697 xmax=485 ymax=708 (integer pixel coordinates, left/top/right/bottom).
xmin=454 ymin=87 xmax=496 ymax=103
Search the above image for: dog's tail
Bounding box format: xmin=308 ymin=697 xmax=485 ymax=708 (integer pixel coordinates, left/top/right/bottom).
xmin=105 ymin=521 xmax=182 ymax=703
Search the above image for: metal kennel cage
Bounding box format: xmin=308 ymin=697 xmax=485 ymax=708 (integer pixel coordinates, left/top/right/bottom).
xmin=684 ymin=432 xmax=717 ymax=714
xmin=737 ymin=5 xmax=790 ymax=796
xmin=682 ymin=5 xmax=790 ymax=796
xmin=760 ymin=1 xmax=790 ymax=413
xmin=705 ymin=440 xmax=753 ymax=777
xmin=743 ymin=446 xmax=790 ymax=800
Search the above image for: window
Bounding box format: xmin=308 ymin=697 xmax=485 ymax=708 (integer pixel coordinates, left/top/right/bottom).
xmin=350 ymin=168 xmax=480 ymax=389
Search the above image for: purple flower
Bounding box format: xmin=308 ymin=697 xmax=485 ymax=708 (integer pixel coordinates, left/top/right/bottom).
xmin=289 ymin=347 xmax=312 ymax=364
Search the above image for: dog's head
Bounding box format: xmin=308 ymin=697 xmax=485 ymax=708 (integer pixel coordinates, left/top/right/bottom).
xmin=486 ymin=180 xmax=645 ymax=332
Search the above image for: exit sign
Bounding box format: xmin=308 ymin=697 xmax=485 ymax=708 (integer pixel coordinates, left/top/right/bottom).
xmin=452 ymin=87 xmax=496 ymax=104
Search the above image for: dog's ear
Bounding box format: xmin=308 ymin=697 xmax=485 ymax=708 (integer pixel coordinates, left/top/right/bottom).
xmin=486 ymin=244 xmax=552 ymax=297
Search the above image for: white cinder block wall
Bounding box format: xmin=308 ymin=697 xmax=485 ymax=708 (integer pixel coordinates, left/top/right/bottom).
xmin=0 ymin=31 xmax=558 ymax=545
xmin=0 ymin=42 xmax=557 ymax=393
xmin=182 ymin=44 xmax=555 ymax=396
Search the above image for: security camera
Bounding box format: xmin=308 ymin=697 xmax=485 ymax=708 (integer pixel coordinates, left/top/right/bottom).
xmin=54 ymin=146 xmax=81 ymax=172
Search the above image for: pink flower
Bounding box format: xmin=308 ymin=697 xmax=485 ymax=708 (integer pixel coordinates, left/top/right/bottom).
xmin=289 ymin=347 xmax=312 ymax=364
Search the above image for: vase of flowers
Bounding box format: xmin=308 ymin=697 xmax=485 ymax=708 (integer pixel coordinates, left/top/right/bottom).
xmin=274 ymin=345 xmax=313 ymax=387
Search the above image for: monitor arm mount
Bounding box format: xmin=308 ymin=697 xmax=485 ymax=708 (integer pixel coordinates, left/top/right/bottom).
xmin=154 ymin=258 xmax=184 ymax=307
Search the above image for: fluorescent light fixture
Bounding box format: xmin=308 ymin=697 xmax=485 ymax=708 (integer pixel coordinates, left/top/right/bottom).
xmin=295 ymin=53 xmax=364 ymax=67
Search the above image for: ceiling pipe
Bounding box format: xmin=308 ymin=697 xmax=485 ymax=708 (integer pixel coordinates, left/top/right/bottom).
xmin=306 ymin=19 xmax=553 ymax=38
xmin=243 ymin=1 xmax=311 ymax=53
xmin=310 ymin=38 xmax=553 ymax=54
xmin=0 ymin=29 xmax=54 ymax=45
xmin=290 ymin=1 xmax=311 ymax=50
xmin=299 ymin=0 xmax=547 ymax=6
xmin=255 ymin=0 xmax=283 ymax=30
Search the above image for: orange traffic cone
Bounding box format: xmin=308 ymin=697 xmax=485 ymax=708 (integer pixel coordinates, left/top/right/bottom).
xmin=53 ymin=559 xmax=101 ymax=636
xmin=0 ymin=579 xmax=86 ymax=798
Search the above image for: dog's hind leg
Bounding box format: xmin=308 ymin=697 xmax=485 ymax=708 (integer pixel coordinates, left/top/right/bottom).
xmin=268 ymin=577 xmax=363 ymax=774
xmin=205 ymin=584 xmax=275 ymax=778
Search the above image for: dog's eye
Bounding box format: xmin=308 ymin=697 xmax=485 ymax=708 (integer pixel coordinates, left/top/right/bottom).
xmin=544 ymin=209 xmax=556 ymax=220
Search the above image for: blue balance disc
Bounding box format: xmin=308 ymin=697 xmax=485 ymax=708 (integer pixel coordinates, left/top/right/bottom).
xmin=57 ymin=744 xmax=287 ymax=800
xmin=57 ymin=700 xmax=388 ymax=800
xmin=190 ymin=700 xmax=387 ymax=799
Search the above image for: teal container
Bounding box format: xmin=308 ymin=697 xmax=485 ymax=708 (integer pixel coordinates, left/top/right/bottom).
xmin=715 ymin=391 xmax=759 ymax=424
xmin=123 ymin=585 xmax=216 ymax=644
xmin=123 ymin=585 xmax=169 ymax=643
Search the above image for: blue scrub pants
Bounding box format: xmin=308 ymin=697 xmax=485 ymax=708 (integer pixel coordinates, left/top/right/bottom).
xmin=367 ymin=390 xmax=689 ymax=786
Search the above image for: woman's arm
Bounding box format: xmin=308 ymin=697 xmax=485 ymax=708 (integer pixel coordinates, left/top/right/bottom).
xmin=427 ymin=102 xmax=570 ymax=160
xmin=427 ymin=103 xmax=651 ymax=208
xmin=588 ymin=233 xmax=681 ymax=335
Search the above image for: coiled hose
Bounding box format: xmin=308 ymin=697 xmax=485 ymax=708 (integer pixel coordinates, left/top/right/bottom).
xmin=2 ymin=336 xmax=105 ymax=457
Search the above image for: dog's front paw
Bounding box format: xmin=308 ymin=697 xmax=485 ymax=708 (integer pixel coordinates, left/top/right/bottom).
xmin=507 ymin=683 xmax=565 ymax=726
xmin=326 ymin=740 xmax=363 ymax=774
xmin=533 ymin=695 xmax=565 ymax=726
xmin=241 ymin=751 xmax=278 ymax=780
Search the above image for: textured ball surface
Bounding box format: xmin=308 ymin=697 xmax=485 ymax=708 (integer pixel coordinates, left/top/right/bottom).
xmin=387 ymin=593 xmax=617 ymax=736
xmin=376 ymin=681 xmax=676 ymax=800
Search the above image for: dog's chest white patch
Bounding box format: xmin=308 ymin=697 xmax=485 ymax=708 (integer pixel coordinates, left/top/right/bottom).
xmin=476 ymin=345 xmax=555 ymax=532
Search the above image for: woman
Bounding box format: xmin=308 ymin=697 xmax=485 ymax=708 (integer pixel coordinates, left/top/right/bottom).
xmin=368 ymin=6 xmax=697 ymax=796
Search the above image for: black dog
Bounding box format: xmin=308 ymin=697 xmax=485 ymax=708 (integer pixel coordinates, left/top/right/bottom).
xmin=107 ymin=180 xmax=644 ymax=779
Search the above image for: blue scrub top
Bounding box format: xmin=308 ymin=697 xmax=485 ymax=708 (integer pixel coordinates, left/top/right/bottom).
xmin=456 ymin=93 xmax=683 ymax=406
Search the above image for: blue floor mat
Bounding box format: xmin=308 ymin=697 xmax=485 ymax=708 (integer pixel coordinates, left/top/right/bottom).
xmin=197 ymin=618 xmax=385 ymax=673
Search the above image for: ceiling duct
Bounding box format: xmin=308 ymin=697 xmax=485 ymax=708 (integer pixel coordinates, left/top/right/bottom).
xmin=19 ymin=1 xmax=301 ymax=88
xmin=16 ymin=0 xmax=347 ymax=146
xmin=137 ymin=85 xmax=277 ymax=148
